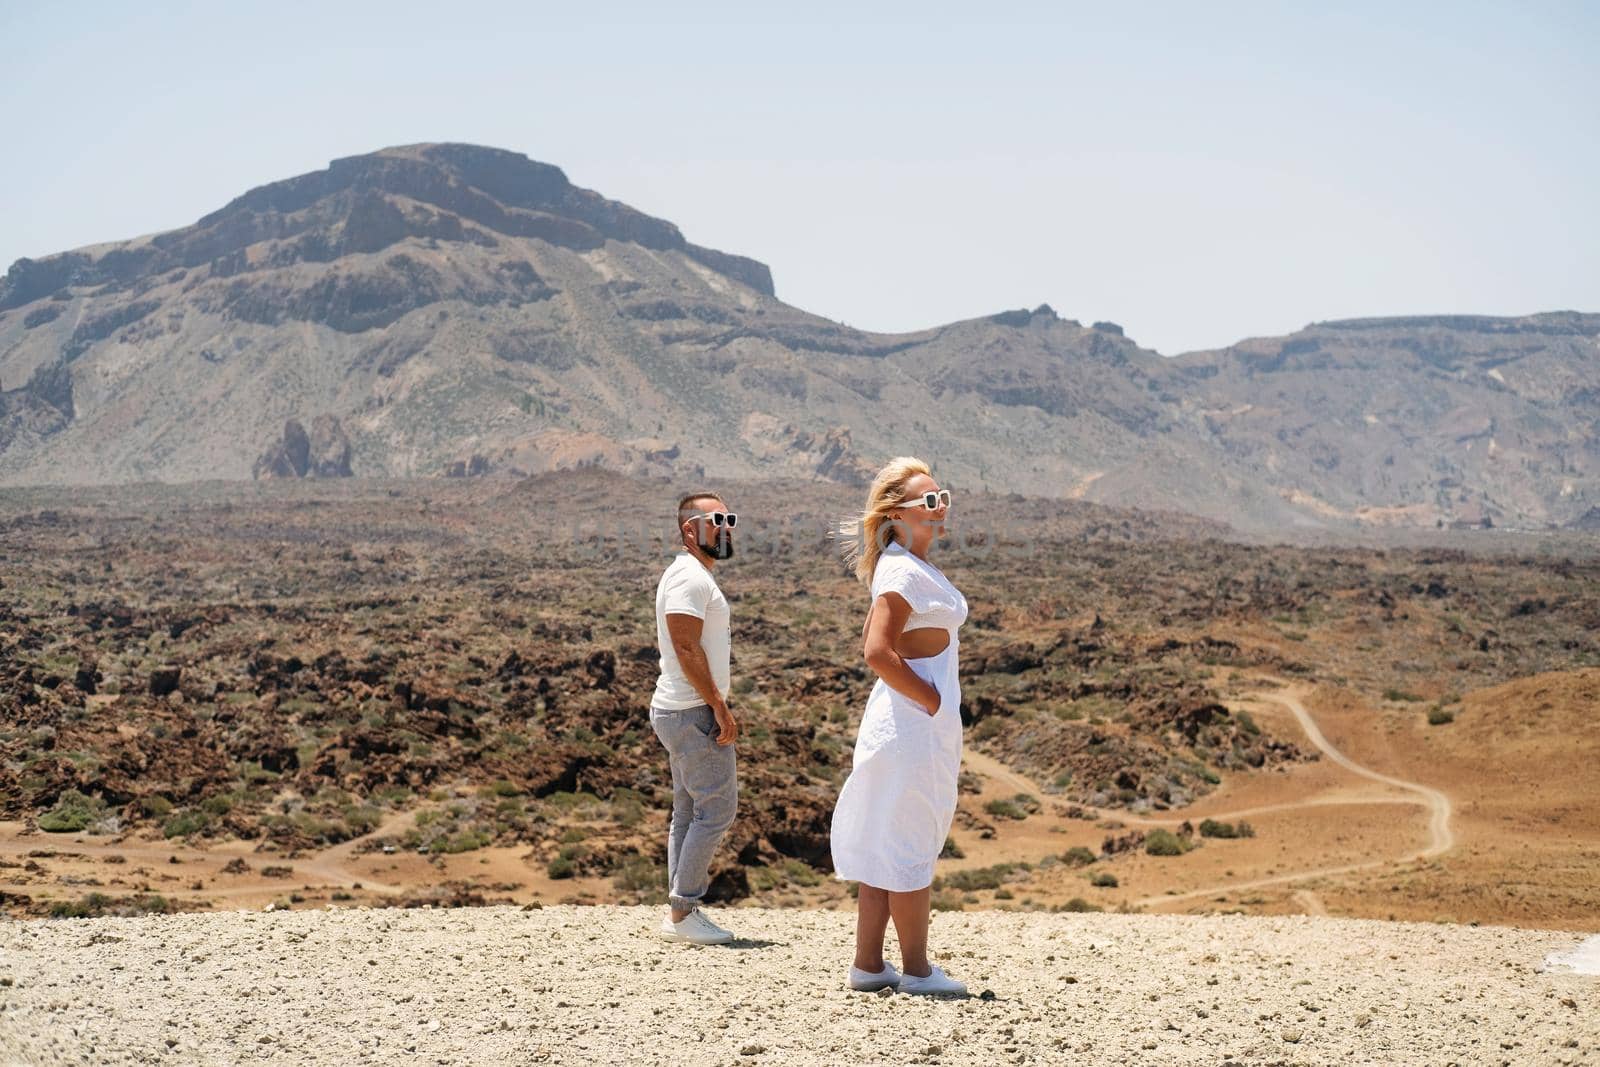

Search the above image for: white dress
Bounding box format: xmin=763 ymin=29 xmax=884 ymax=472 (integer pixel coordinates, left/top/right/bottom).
xmin=830 ymin=541 xmax=969 ymax=891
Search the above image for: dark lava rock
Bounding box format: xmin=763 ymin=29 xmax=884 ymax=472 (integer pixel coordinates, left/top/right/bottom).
xmin=73 ymin=664 xmax=100 ymax=695
xmin=253 ymin=415 xmax=352 ymax=479
xmin=253 ymin=419 xmax=311 ymax=479
xmin=148 ymin=666 xmax=182 ymax=697
xmin=306 ymin=414 xmax=353 ymax=477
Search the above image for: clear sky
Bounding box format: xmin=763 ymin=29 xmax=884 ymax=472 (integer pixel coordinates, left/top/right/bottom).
xmin=2 ymin=1 xmax=1595 ymax=355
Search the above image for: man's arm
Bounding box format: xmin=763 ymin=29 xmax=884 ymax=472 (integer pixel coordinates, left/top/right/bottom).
xmin=664 ymin=612 xmax=738 ymax=745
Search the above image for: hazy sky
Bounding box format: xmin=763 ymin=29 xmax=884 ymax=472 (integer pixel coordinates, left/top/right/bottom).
xmin=2 ymin=1 xmax=1595 ymax=355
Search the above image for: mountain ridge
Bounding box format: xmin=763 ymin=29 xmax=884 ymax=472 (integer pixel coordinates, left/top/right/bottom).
xmin=0 ymin=143 xmax=1595 ymax=532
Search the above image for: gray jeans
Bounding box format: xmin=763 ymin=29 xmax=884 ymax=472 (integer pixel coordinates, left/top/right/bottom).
xmin=649 ymin=703 xmax=738 ymax=911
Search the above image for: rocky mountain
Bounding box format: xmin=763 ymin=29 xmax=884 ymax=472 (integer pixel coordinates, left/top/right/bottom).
xmin=0 ymin=143 xmax=1595 ymax=531
xmin=1166 ymin=313 xmax=1600 ymax=530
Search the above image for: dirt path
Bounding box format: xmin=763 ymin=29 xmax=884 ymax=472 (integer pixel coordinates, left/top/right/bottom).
xmin=1267 ymin=682 xmax=1454 ymax=857
xmin=293 ymin=808 xmax=417 ymax=894
xmin=1294 ymin=889 xmax=1330 ymax=917
xmin=960 ymin=677 xmax=1456 ymax=911
xmin=1133 ymin=679 xmax=1454 ymax=907
xmin=964 ymin=682 xmax=1448 ymax=834
xmin=959 ymin=748 xmax=1041 ymax=798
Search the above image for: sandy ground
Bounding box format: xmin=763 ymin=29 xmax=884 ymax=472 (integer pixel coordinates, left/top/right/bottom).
xmin=1 ymin=905 xmax=1596 ymax=1066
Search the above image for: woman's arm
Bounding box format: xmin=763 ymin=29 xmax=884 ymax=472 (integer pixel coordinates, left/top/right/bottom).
xmin=863 ymin=592 xmax=941 ymax=715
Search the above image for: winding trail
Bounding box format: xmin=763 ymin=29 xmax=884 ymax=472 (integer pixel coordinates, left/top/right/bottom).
xmin=1267 ymin=682 xmax=1454 ymax=858
xmin=962 ymin=677 xmax=1456 ymax=911
xmin=1131 ymin=679 xmax=1454 ymax=908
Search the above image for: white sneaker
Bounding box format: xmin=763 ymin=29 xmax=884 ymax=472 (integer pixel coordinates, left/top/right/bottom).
xmin=899 ymin=965 xmax=967 ymax=996
xmin=849 ymin=960 xmax=902 ymax=992
xmin=658 ymin=907 xmax=734 ymax=945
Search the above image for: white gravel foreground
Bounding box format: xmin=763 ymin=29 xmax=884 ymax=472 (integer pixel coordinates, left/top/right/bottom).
xmin=1 ymin=905 xmax=1595 ymax=1066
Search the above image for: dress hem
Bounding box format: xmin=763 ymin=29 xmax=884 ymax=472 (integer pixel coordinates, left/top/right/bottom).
xmin=830 ymin=853 xmax=937 ymax=893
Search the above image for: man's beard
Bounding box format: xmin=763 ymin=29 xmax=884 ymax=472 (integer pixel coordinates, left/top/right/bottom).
xmin=701 ymin=528 xmax=734 ymax=560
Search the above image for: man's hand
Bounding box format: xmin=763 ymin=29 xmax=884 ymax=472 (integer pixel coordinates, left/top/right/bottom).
xmin=711 ymin=697 xmax=739 ymax=746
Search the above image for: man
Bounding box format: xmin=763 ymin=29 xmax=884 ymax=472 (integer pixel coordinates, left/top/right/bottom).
xmin=649 ymin=490 xmax=740 ymax=944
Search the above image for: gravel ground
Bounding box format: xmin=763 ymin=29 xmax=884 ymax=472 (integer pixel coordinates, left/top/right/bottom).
xmin=1 ymin=905 xmax=1596 ymax=1066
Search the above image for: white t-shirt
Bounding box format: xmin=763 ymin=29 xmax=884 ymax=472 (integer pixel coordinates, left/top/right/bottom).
xmin=652 ymin=551 xmax=731 ymax=709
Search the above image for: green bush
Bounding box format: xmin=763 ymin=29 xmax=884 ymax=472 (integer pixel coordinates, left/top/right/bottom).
xmin=782 ymin=858 xmax=821 ymax=887
xmin=929 ymin=892 xmax=964 ymax=912
xmin=50 ymin=892 xmax=113 ymax=918
xmin=162 ymin=809 xmax=211 ymax=838
xmin=38 ymin=790 xmax=102 ymax=833
xmin=985 ymin=798 xmax=1026 ymax=820
xmin=289 ymin=812 xmax=345 ymax=844
xmin=940 ymin=836 xmax=965 ymax=859
xmin=200 ymin=793 xmax=234 ymax=816
xmin=1427 ymin=707 xmax=1455 ymax=726
xmin=547 ymin=855 xmax=577 ymax=879
xmin=139 ymin=795 xmax=173 ymax=818
xmin=1061 ymin=846 xmax=1098 ymax=867
xmin=342 ymin=805 xmax=384 ymax=836
xmin=612 ymin=856 xmax=667 ymax=893
xmin=435 ymin=830 xmax=491 ymax=854
xmin=984 ymin=794 xmax=1040 ymax=821
xmin=1144 ymin=829 xmax=1193 ymax=856
xmin=237 ymin=760 xmax=279 ymax=784
xmin=972 ymin=717 xmax=1004 ymax=742
xmin=1384 ymin=688 xmax=1423 ymax=703
xmin=612 ymin=797 xmax=645 ymax=828
xmin=1090 ymin=871 xmax=1119 ymax=888
xmin=49 ymin=892 xmax=169 ymax=919
xmin=941 ymin=863 xmax=1025 ymax=892
xmin=1056 ymin=897 xmax=1102 ymax=913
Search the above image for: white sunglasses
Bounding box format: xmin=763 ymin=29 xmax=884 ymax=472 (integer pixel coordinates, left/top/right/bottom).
xmin=893 ymin=489 xmax=951 ymax=511
xmin=686 ymin=510 xmax=738 ymax=528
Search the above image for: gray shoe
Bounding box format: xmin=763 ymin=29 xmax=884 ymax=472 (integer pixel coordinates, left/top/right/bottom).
xmin=899 ymin=965 xmax=967 ymax=996
xmin=849 ymin=960 xmax=902 ymax=991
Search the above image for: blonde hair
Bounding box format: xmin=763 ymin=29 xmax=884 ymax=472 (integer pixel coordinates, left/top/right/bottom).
xmin=839 ymin=456 xmax=931 ymax=585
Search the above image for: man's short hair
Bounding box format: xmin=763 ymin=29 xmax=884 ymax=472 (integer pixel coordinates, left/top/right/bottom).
xmin=676 ymin=489 xmax=725 ymax=531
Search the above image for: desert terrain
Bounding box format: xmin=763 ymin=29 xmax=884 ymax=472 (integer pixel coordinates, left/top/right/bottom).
xmin=2 ymin=472 xmax=1598 ymax=1062
xmin=3 ymin=472 xmax=1597 ymax=932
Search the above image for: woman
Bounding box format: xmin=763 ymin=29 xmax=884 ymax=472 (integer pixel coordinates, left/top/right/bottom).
xmin=830 ymin=456 xmax=968 ymax=996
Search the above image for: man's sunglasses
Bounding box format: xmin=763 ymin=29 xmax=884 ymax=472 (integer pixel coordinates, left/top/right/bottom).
xmin=893 ymin=489 xmax=952 ymax=511
xmin=686 ymin=510 xmax=738 ymax=528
